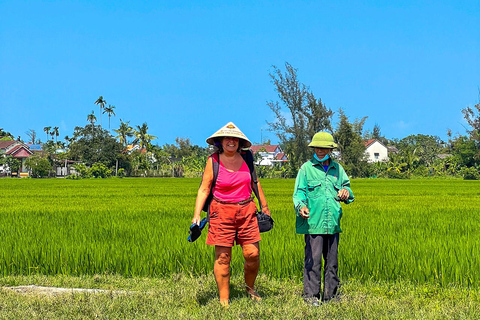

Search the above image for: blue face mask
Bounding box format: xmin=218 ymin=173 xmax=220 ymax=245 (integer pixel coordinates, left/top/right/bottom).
xmin=314 ymin=153 xmax=330 ymax=162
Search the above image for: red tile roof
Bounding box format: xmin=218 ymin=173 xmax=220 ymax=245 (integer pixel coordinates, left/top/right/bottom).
xmin=5 ymin=145 xmax=21 ymax=155
xmin=250 ymin=145 xmax=279 ymax=153
xmin=275 ymin=152 xmax=286 ymax=160
xmin=8 ymin=146 xmax=33 ymax=157
xmin=364 ymin=139 xmax=376 ymax=147
xmin=0 ymin=140 xmax=17 ymax=149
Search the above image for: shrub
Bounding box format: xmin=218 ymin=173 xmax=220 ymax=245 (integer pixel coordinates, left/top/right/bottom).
xmin=72 ymin=163 xmax=91 ymax=179
xmin=413 ymin=165 xmax=429 ymax=177
xmin=460 ymin=166 xmax=480 ymax=180
xmin=90 ymin=162 xmax=112 ymax=178
xmin=25 ymin=155 xmax=52 ymax=178
xmin=386 ymin=170 xmax=408 ymax=179
xmin=117 ymin=168 xmax=125 ymax=178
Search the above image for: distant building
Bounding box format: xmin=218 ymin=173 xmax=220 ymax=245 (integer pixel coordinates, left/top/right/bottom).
xmin=250 ymin=145 xmax=288 ymax=166
xmin=126 ymin=144 xmax=144 ymax=154
xmin=387 ymin=145 xmax=399 ymax=155
xmin=26 ymin=144 xmax=43 ymax=153
xmin=364 ymin=139 xmax=389 ymax=163
xmin=0 ymin=140 xmax=33 ymax=175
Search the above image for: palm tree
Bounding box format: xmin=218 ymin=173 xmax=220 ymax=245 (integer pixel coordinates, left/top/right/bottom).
xmin=87 ymin=111 xmax=97 ymax=125
xmin=114 ymin=119 xmax=134 ymax=147
xmin=52 ymin=127 xmax=60 ymax=145
xmin=43 ymin=126 xmax=51 ymax=142
xmin=133 ymin=122 xmax=157 ymax=151
xmin=94 ymin=96 xmax=107 ymax=127
xmin=87 ymin=111 xmax=97 ymax=135
xmin=103 ymin=104 xmax=116 ymax=129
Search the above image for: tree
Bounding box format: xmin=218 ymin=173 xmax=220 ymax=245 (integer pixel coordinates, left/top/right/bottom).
xmin=450 ymin=135 xmax=478 ymax=168
xmin=458 ymin=93 xmax=480 ymax=164
xmin=94 ymin=96 xmax=107 ymax=127
xmin=43 ymin=126 xmax=51 ymax=142
xmin=103 ymin=104 xmax=116 ymax=129
xmin=25 ymin=155 xmax=52 ymax=178
xmin=87 ymin=111 xmax=97 ymax=125
xmin=385 ymin=152 xmax=407 ymax=178
xmin=163 ymin=137 xmax=202 ymax=158
xmin=397 ymin=134 xmax=443 ymax=168
xmin=114 ymin=119 xmax=134 ymax=147
xmin=4 ymin=156 xmax=21 ymax=175
xmin=461 ymin=93 xmax=480 ymax=142
xmin=52 ymin=127 xmax=60 ymax=147
xmin=87 ymin=111 xmax=97 ymax=135
xmin=267 ymin=62 xmax=333 ymax=173
xmin=25 ymin=129 xmax=37 ymax=144
xmin=68 ymin=124 xmax=123 ymax=168
xmin=0 ymin=128 xmax=14 ymax=140
xmin=334 ymin=109 xmax=370 ymax=178
xmin=372 ymin=124 xmax=381 ymax=139
xmin=133 ymin=122 xmax=157 ymax=151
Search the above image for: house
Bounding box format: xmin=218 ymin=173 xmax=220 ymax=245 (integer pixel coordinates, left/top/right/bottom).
xmin=364 ymin=139 xmax=389 ymax=163
xmin=0 ymin=140 xmax=33 ymax=175
xmin=250 ymin=145 xmax=288 ymax=166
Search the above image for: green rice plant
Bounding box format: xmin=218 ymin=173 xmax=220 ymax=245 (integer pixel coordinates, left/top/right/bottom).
xmin=0 ymin=178 xmax=479 ymax=287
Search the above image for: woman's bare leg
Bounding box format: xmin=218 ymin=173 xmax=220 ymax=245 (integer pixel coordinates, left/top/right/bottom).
xmin=242 ymin=242 xmax=261 ymax=300
xmin=214 ymin=246 xmax=232 ymax=306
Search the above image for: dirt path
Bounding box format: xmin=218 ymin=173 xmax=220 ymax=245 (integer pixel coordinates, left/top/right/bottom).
xmin=3 ymin=285 xmax=131 ymax=296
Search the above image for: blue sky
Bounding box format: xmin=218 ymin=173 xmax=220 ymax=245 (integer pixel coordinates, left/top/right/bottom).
xmin=1 ymin=0 xmax=479 ymax=147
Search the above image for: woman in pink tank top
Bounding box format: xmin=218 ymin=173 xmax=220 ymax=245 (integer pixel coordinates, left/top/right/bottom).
xmin=192 ymin=122 xmax=271 ymax=307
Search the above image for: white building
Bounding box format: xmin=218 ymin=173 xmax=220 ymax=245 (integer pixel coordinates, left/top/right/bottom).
xmin=364 ymin=139 xmax=389 ymax=162
xmin=250 ymin=145 xmax=288 ymax=166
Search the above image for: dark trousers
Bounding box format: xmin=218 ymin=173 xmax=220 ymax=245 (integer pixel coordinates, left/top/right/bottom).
xmin=303 ymin=233 xmax=340 ymax=301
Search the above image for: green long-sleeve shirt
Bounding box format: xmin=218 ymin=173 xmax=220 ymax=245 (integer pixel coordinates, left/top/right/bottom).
xmin=293 ymin=158 xmax=354 ymax=234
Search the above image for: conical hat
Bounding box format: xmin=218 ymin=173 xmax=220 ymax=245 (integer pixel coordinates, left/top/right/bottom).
xmin=206 ymin=122 xmax=252 ymax=148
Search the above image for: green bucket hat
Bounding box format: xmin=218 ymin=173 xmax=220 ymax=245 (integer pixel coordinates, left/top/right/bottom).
xmin=308 ymin=132 xmax=338 ymax=149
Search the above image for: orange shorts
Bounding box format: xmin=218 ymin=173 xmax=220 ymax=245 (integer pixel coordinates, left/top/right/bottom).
xmin=206 ymin=198 xmax=261 ymax=247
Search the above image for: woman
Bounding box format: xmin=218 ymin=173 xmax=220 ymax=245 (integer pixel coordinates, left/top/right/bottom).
xmin=293 ymin=131 xmax=355 ymax=306
xmin=192 ymin=122 xmax=270 ymax=307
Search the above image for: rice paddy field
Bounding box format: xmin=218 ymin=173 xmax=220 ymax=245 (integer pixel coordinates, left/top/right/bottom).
xmin=1 ymin=178 xmax=479 ymax=288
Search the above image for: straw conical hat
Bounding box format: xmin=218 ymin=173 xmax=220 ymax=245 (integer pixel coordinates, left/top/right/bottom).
xmin=206 ymin=122 xmax=252 ymax=148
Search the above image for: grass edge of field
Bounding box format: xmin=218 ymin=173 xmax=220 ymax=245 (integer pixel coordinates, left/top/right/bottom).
xmin=0 ymin=273 xmax=479 ymax=319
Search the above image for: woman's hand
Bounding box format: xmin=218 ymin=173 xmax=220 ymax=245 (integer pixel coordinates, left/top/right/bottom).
xmin=192 ymin=214 xmax=201 ymax=225
xmin=261 ymin=205 xmax=271 ymax=216
xmin=336 ymin=188 xmax=350 ymax=201
xmin=299 ymin=206 xmax=310 ymax=219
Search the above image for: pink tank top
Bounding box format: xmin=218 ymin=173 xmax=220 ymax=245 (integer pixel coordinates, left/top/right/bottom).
xmin=213 ymin=159 xmax=252 ymax=203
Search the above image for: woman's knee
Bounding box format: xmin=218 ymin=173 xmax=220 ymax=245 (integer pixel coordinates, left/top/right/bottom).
xmin=243 ymin=245 xmax=260 ymax=262
xmin=216 ymin=252 xmax=231 ymax=265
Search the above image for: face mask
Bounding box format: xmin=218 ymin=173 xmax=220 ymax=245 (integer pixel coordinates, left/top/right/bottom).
xmin=314 ymin=153 xmax=330 ymax=162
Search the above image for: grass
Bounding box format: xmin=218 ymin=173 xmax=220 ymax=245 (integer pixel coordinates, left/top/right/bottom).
xmin=1 ymin=273 xmax=479 ymax=319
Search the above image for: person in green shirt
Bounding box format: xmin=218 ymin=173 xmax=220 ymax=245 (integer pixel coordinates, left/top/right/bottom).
xmin=293 ymin=132 xmax=355 ymax=306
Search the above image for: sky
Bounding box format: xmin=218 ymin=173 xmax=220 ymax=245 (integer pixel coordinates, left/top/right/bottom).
xmin=1 ymin=0 xmax=479 ymax=147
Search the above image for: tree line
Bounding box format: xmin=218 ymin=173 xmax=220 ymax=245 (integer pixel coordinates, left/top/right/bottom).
xmin=266 ymin=63 xmax=480 ymax=180
xmin=1 ymin=64 xmax=479 ymax=179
